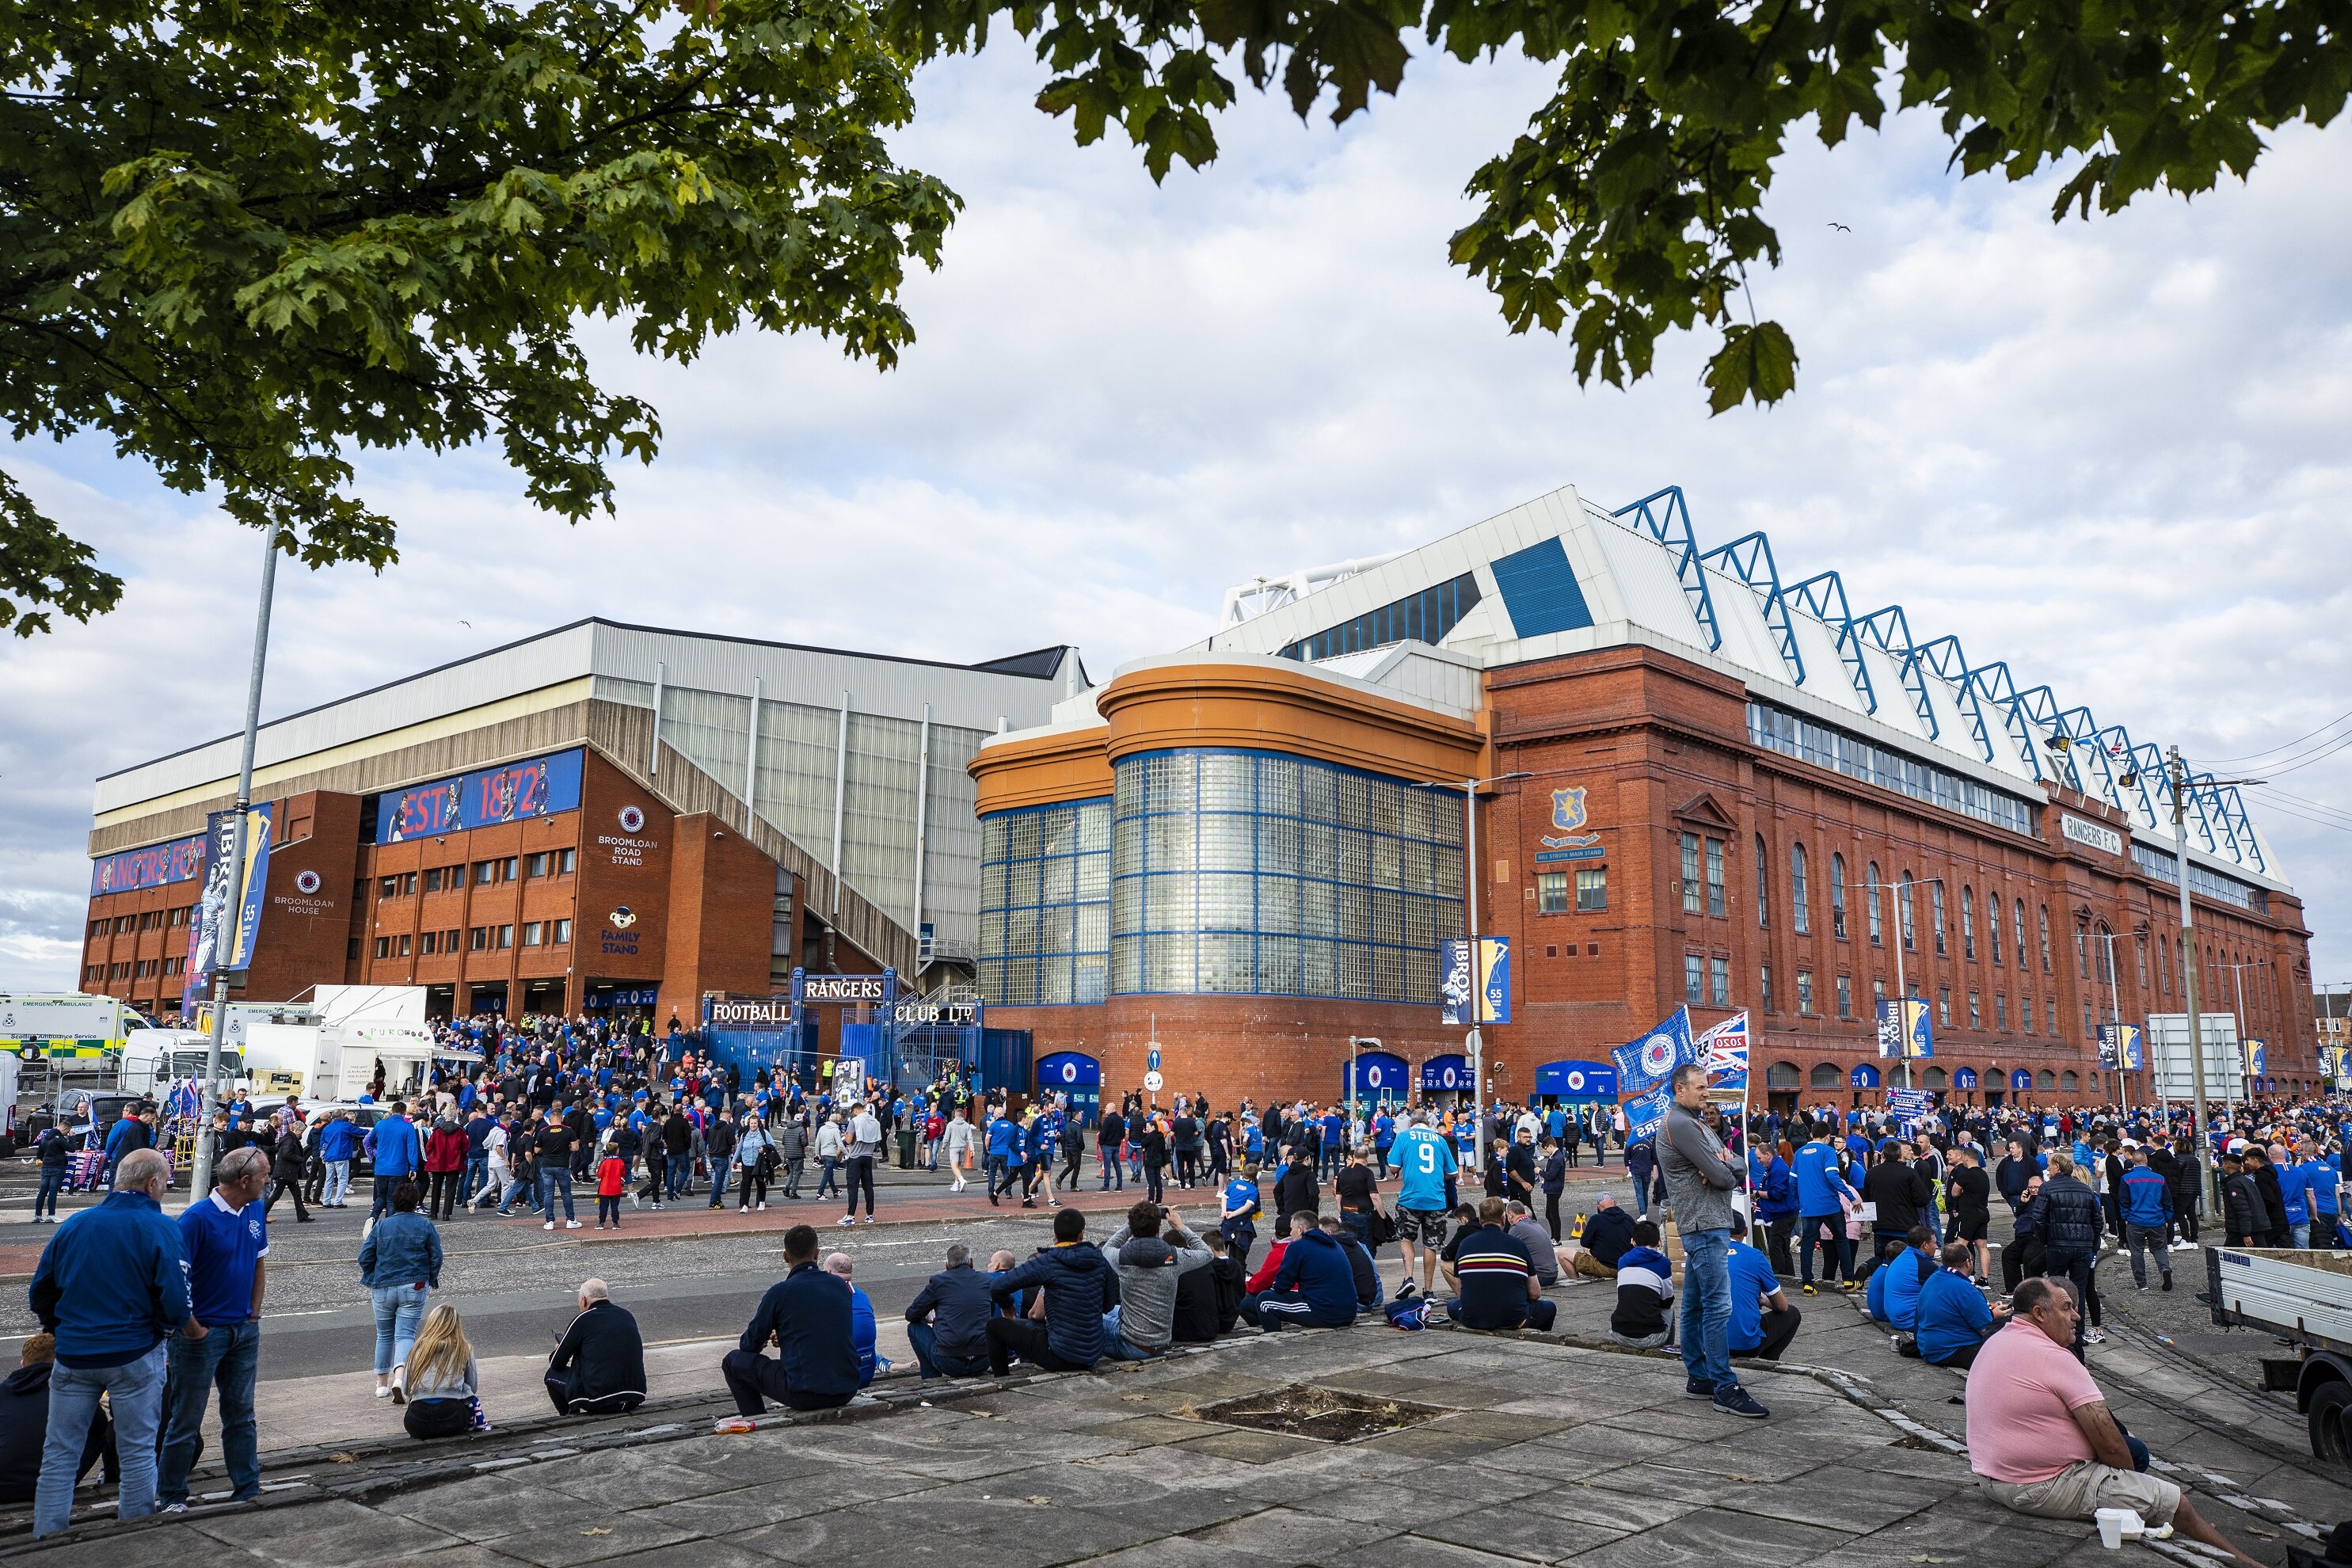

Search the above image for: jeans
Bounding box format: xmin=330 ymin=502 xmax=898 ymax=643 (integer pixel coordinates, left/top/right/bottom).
xmin=907 ymin=1323 xmax=989 ymax=1380
xmin=2125 ymin=1224 xmax=2173 ymax=1286
xmin=667 ymin=1153 xmax=691 ymax=1197
xmin=816 ymin=1155 xmax=840 ymax=1197
xmin=494 ymin=1170 xmax=536 ymax=1215
xmin=1098 ymin=1148 xmax=1124 ymax=1189
xmin=1679 ymin=1227 xmax=1735 ymax=1392
xmin=322 ymin=1159 xmax=352 ymax=1207
xmin=2293 ymin=1222 xmax=2312 ymax=1249
xmin=33 ymin=1166 xmax=64 ymax=1218
xmin=463 ymin=1153 xmax=488 ymax=1203
xmin=2042 ymin=1247 xmax=2099 ymax=1354
xmin=158 ymin=1320 xmax=261 ymax=1505
xmin=373 ymin=1283 xmax=429 ymax=1376
xmin=539 ymin=1166 xmax=576 ymax=1221
xmin=1098 ymin=1307 xmax=1157 ymax=1361
xmin=36 ymin=1342 xmax=166 ymax=1536
xmin=1798 ymin=1213 xmax=1850 ymax=1286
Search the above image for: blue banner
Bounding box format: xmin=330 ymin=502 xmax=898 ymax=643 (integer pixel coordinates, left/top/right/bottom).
xmin=1876 ymin=998 xmax=1933 ymax=1059
xmin=1346 ymin=1051 xmax=1410 ymax=1102
xmin=1624 ymin=1083 xmax=1673 ymax=1143
xmin=1850 ymin=1062 xmax=1881 ymax=1088
xmin=91 ymin=833 xmax=206 ymax=896
xmin=2096 ymin=1023 xmax=2145 ymax=1071
xmin=1536 ymin=1060 xmax=1616 ymax=1099
xmin=2245 ymin=1038 xmax=2266 ymax=1077
xmin=1612 ymin=1007 xmax=1695 ymax=1096
xmin=1440 ymin=938 xmax=1512 ymax=1026
xmin=1421 ymin=1053 xmax=1468 ymax=1093
xmin=376 ymin=748 xmax=584 ymax=842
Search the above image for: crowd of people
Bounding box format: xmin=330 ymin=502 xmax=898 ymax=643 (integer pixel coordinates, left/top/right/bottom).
xmin=12 ymin=1007 xmax=2341 ymax=1562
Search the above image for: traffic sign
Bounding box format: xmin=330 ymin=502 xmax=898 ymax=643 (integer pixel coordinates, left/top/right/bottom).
xmin=1143 ymin=1069 xmax=1163 ymax=1093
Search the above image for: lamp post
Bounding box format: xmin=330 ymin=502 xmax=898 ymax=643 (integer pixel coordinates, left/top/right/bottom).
xmin=2089 ymin=929 xmax=2132 ymax=1117
xmin=1418 ymin=772 xmax=1532 ymax=1140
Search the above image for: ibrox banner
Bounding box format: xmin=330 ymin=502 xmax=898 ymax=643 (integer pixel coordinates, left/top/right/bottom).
xmin=183 ymin=803 xmax=272 ymax=1011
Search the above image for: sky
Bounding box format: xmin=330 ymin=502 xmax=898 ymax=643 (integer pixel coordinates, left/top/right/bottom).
xmin=5 ymin=40 xmax=2350 ymax=998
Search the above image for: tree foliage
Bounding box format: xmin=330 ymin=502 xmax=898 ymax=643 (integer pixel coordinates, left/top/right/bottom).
xmin=879 ymin=0 xmax=2349 ymax=410
xmin=0 ymin=0 xmax=956 ymax=634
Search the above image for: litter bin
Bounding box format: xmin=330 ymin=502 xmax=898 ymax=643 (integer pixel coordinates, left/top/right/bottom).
xmin=896 ymin=1128 xmax=917 ymax=1170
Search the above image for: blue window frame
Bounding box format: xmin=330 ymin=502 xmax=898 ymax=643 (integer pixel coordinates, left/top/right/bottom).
xmin=976 ymin=797 xmax=1110 ymax=1006
xmin=1280 ymin=573 xmax=1482 ymax=662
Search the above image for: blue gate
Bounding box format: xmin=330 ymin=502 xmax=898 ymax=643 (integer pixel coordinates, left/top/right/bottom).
xmin=1038 ymin=1052 xmax=1102 ymax=1126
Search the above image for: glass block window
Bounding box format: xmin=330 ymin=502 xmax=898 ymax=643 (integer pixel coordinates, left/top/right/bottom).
xmin=1109 ymin=750 xmax=1463 ymax=1002
xmin=976 ymin=797 xmax=1111 ymax=1006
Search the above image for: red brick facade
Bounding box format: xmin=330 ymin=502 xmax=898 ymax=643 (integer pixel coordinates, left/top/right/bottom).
xmin=82 ymin=750 xmax=803 ymax=1031
xmin=991 ymin=645 xmax=2316 ymax=1111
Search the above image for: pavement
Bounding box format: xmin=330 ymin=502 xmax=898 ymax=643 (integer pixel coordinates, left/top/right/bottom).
xmin=11 ymin=1202 xmax=2352 ymax=1568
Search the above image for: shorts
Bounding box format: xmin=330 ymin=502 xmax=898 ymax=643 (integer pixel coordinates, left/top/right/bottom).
xmin=1978 ymin=1462 xmax=2179 ymax=1528
xmin=1956 ymin=1212 xmax=1989 ymax=1243
xmin=1396 ymin=1206 xmax=1448 ymax=1246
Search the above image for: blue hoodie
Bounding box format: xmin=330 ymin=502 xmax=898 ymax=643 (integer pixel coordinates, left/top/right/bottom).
xmin=2119 ymin=1164 xmax=2173 ymax=1230
xmin=371 ymin=1113 xmax=423 ymax=1180
xmin=1753 ymin=1153 xmax=1800 ymax=1219
xmin=1914 ymin=1267 xmax=1993 ymax=1364
xmin=1793 ymin=1140 xmax=1856 ymax=1216
xmin=28 ymin=1189 xmax=190 ymax=1368
xmin=1264 ymin=1227 xmax=1359 ymax=1326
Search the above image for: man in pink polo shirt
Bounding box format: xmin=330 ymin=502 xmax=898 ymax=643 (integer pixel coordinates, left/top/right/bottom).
xmin=1966 ymin=1277 xmax=2258 ymax=1565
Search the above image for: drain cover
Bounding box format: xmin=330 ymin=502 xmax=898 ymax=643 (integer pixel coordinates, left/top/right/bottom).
xmin=1193 ymin=1386 xmax=1449 ymax=1443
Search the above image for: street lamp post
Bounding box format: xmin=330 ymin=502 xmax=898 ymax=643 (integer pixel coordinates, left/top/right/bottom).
xmin=1419 ymin=772 xmax=1532 ymax=1141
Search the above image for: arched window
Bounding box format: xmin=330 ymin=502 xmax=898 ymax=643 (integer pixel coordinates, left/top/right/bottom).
xmin=1791 ymin=843 xmax=1810 ymax=935
xmin=1867 ymin=863 xmax=1883 ymax=944
xmin=2036 ymin=1069 xmax=2057 ymax=1091
xmin=1766 ymin=1061 xmax=1801 ymax=1089
xmin=1930 ymin=882 xmax=1947 ymax=956
xmin=2038 ymin=905 xmax=2053 ymax=973
xmin=1923 ymin=1066 xmax=1949 ymax=1090
xmin=2092 ymin=922 xmax=2113 ymax=984
xmin=1898 ymin=873 xmax=1917 ymax=951
xmin=2015 ymin=898 xmax=2029 ymax=969
xmin=1989 ymin=892 xmax=2003 ymax=967
xmin=2060 ymin=1070 xmax=2080 ymax=1092
xmin=1961 ymin=887 xmax=1976 ymax=960
xmin=1810 ymin=1063 xmax=1844 ymax=1090
xmin=1756 ymin=834 xmax=1771 ymax=927
xmin=1830 ymin=854 xmax=1848 ymax=939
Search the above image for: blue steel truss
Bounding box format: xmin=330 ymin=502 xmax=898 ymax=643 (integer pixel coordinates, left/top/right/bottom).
xmin=1855 ymin=604 xmax=1933 ymax=736
xmin=1911 ymin=637 xmax=1998 ymax=763
xmin=1789 ymin=572 xmax=1878 ymax=714
xmin=1612 ymin=485 xmax=2274 ymax=882
xmin=1700 ymin=532 xmax=1806 ymax=686
xmin=1612 ymin=487 xmax=1722 ymax=653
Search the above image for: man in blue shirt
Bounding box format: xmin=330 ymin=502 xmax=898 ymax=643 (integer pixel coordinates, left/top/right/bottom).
xmin=1914 ymin=1241 xmax=2006 ymax=1368
xmin=368 ymin=1102 xmax=424 ymax=1220
xmin=1792 ymin=1125 xmax=1859 ymax=1296
xmin=26 ymin=1147 xmax=192 ymax=1536
xmin=1725 ymin=1215 xmax=1801 ymax=1361
xmin=1221 ymin=1166 xmax=1262 ymax=1272
xmin=985 ymin=1111 xmax=1020 ymax=1206
xmin=1390 ymin=1113 xmax=1459 ymax=1300
xmin=157 ymin=1145 xmax=269 ymax=1511
xmin=2293 ymin=1141 xmax=2339 ymax=1250
xmin=317 ymin=1110 xmax=362 ymax=1208
xmin=2119 ymin=1145 xmax=2175 ymax=1291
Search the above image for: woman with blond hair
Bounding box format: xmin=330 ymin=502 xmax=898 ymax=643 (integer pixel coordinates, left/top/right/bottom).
xmin=400 ymin=1304 xmax=486 ymax=1440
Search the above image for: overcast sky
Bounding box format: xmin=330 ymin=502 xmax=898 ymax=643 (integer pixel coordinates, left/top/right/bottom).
xmin=5 ymin=41 xmax=2349 ymax=999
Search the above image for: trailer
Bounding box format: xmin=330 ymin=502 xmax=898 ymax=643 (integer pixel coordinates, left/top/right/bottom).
xmin=2207 ymin=1245 xmax=2352 ymax=1463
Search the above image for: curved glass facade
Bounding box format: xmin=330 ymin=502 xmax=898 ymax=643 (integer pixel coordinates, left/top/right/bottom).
xmin=976 ymin=798 xmax=1110 ymax=1006
xmin=1109 ymin=749 xmax=1463 ymax=1002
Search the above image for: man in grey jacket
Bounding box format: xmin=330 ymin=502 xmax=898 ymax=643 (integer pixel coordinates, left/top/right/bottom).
xmin=1100 ymin=1201 xmax=1210 ymax=1360
xmin=1658 ymin=1064 xmax=1768 ymax=1420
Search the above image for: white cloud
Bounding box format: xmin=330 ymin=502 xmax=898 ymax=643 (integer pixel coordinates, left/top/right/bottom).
xmin=3 ymin=40 xmax=2349 ymax=995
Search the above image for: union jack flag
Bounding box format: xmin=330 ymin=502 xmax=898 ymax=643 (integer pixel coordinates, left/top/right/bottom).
xmin=1699 ymin=1012 xmax=1749 ymax=1093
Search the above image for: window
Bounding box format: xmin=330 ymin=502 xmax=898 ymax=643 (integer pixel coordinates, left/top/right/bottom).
xmin=497 ymin=924 xmax=515 ymax=949
xmin=402 ymin=871 xmax=417 ymax=896
xmin=469 ymin=926 xmax=488 ymax=951
xmin=527 ymin=852 xmax=549 ymax=878
xmin=1791 ymin=843 xmax=1810 ymax=934
xmin=1931 ymin=881 xmax=1947 ymax=955
xmin=1576 ymin=867 xmax=1608 ymax=911
xmin=397 ymin=934 xmax=412 ymax=957
xmin=1279 ymin=571 xmax=1485 ymax=661
xmin=1685 ymin=953 xmax=1704 ymax=1005
xmin=1797 ymin=969 xmax=1814 ymax=1014
xmin=522 ymin=922 xmax=543 ymax=946
xmin=552 ymin=919 xmax=573 ymax=944
xmin=501 ymin=857 xmax=518 ymax=881
xmin=380 ymin=877 xmax=399 ymax=899
xmin=2038 ymin=906 xmax=2053 ymax=972
xmin=1962 ymin=887 xmax=1976 ymax=959
xmin=1705 ymin=837 xmax=1726 ymax=917
xmin=2075 ymin=927 xmax=2088 ymax=980
xmin=1996 ymin=993 xmax=2008 ymax=1029
xmin=1867 ymin=863 xmax=1883 ymax=944
xmin=558 ymin=848 xmax=577 ymax=874
xmin=1710 ymin=956 xmax=1730 ymax=1007
xmin=1681 ymin=834 xmax=1702 ymax=914
xmin=1937 ymin=987 xmax=1951 ymax=1027
xmin=2023 ymin=995 xmax=2034 ymax=1034
xmin=374 ymin=936 xmax=390 ymax=959
xmin=1760 ymin=964 xmax=1775 ymax=1012
xmin=1536 ymin=873 xmax=1569 ymax=915
xmin=1756 ymin=835 xmax=1771 ymax=927
xmin=2046 ymin=998 xmax=2057 ymax=1035
xmin=423 ymin=867 xmax=441 ymax=893
xmin=1968 ymin=990 xmax=1981 ymax=1028
xmin=1829 ymin=854 xmax=1848 ymax=939
xmin=1836 ymin=974 xmax=1852 ymax=1018
xmin=1989 ymin=893 xmax=2003 ymax=965
xmin=1898 ymin=873 xmax=1916 ymax=951
xmin=2015 ymin=898 xmax=2029 ymax=968
xmin=1745 ymin=699 xmax=2038 ymax=835
xmin=1873 ymin=977 xmax=1887 ymax=1009
xmin=346 ymin=939 xmax=360 ymax=962
xmin=474 ymin=861 xmax=496 ymax=886
xmin=418 ymin=931 xmax=436 ymax=955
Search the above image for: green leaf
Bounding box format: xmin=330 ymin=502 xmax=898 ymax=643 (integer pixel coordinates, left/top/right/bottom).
xmin=1703 ymin=321 xmax=1800 ymax=413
